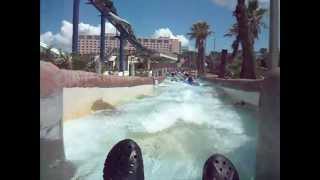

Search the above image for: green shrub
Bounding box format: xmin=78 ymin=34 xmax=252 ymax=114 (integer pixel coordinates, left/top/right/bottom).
xmin=227 ymin=57 xmax=266 ymax=79
xmin=72 ymin=55 xmax=89 ymax=70
xmin=227 ymin=57 xmax=242 ymax=78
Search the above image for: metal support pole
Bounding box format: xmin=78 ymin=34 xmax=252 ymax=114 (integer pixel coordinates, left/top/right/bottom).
xmin=119 ymin=33 xmax=125 ymax=73
xmin=99 ymin=14 xmax=106 ymax=74
xmin=72 ymin=0 xmax=80 ymax=54
xmin=269 ymin=0 xmax=280 ymax=69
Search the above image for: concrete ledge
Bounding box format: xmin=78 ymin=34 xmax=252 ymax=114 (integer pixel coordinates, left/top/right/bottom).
xmin=219 ymin=87 xmax=260 ymax=106
xmin=40 ymin=61 xmax=165 ymax=179
xmin=40 ymin=61 xmax=166 ymax=121
xmin=203 ymin=75 xmax=263 ymax=92
xmin=40 ymin=61 xmax=165 ymax=98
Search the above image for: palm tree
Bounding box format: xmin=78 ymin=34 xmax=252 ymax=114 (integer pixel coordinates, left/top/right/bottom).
xmin=187 ymin=21 xmax=213 ymax=75
xmin=57 ymin=49 xmax=73 ymax=69
xmin=40 ymin=46 xmax=55 ymax=63
xmin=225 ymin=0 xmax=267 ymax=79
xmin=224 ymin=23 xmax=240 ymax=58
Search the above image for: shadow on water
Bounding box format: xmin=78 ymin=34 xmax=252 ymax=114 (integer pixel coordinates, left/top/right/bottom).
xmin=202 ymin=80 xmax=258 ymax=180
xmin=204 ymin=80 xmax=258 ymax=137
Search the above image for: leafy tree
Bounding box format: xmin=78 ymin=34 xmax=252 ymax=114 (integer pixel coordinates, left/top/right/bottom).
xmin=227 ymin=56 xmax=242 ymax=78
xmin=40 ymin=46 xmax=55 ymax=63
xmin=71 ymin=54 xmax=89 ymax=70
xmin=225 ymin=0 xmax=267 ymax=79
xmin=55 ymin=49 xmax=72 ymax=69
xmin=187 ymin=21 xmax=213 ymax=75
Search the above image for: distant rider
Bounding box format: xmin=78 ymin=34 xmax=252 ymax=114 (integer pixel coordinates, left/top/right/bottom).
xmin=187 ymin=76 xmax=194 ymax=84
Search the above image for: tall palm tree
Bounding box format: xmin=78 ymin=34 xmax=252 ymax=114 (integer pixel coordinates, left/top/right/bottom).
xmin=224 ymin=23 xmax=240 ymax=58
xmin=187 ymin=21 xmax=212 ymax=75
xmin=225 ymin=0 xmax=267 ymax=79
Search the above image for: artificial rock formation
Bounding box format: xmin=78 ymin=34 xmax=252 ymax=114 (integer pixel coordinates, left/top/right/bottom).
xmin=40 ymin=61 xmax=164 ymax=180
xmin=40 ymin=61 xmax=164 ymax=97
xmin=91 ymin=98 xmax=115 ymax=111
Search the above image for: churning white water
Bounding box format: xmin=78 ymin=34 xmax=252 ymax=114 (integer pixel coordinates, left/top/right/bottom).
xmin=64 ymin=79 xmax=257 ymax=180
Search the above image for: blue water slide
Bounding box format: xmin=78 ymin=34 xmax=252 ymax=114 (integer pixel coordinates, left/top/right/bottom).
xmin=88 ymin=0 xmax=155 ymax=55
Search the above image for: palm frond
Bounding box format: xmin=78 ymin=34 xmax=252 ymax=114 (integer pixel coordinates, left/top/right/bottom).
xmin=224 ymin=33 xmax=234 ymax=37
xmin=231 ymin=35 xmax=240 ymax=58
xmin=188 ymin=21 xmax=212 ymax=50
xmin=248 ymin=0 xmax=259 ymax=12
xmin=256 ymin=8 xmax=268 ymax=16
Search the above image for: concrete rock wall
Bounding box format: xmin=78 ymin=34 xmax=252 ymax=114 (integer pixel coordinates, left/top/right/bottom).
xmin=203 ymin=70 xmax=280 ymax=180
xmin=256 ymin=68 xmax=280 ymax=180
xmin=63 ymin=85 xmax=155 ymax=121
xmin=203 ymin=75 xmax=262 ymax=92
xmin=41 ymin=61 xmax=164 ymax=98
xmin=40 ymin=61 xmax=164 ymax=180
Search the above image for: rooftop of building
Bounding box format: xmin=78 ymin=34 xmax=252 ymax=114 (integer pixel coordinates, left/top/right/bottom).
xmin=79 ymin=34 xmax=179 ymax=41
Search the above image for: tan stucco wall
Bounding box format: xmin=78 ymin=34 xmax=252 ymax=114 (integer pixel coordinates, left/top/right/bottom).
xmin=63 ymin=85 xmax=155 ymax=121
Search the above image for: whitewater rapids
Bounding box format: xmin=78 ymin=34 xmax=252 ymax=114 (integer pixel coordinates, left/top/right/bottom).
xmin=64 ymin=79 xmax=257 ymax=180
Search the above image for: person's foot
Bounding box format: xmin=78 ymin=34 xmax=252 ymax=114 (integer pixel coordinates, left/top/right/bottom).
xmin=103 ymin=139 xmax=144 ymax=180
xmin=202 ymin=154 xmax=239 ymax=180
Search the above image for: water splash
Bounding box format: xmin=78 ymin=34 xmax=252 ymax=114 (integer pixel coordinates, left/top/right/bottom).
xmin=64 ymin=79 xmax=257 ymax=180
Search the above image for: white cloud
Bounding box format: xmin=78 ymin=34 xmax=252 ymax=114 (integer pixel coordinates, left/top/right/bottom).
xmin=211 ymin=0 xmax=237 ymax=9
xmin=152 ymin=28 xmax=190 ymax=49
xmin=211 ymin=0 xmax=269 ymax=10
xmin=176 ymin=35 xmax=189 ymax=48
xmin=41 ymin=22 xmax=192 ymax=52
xmin=152 ymin=28 xmax=175 ymax=38
xmin=40 ymin=20 xmax=116 ymax=52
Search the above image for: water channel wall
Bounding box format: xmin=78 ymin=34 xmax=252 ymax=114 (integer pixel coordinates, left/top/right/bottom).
xmin=40 ymin=61 xmax=164 ymax=180
xmin=203 ymin=68 xmax=280 ymax=180
xmin=41 ymin=60 xmax=279 ymax=180
xmin=63 ymin=85 xmax=155 ymax=121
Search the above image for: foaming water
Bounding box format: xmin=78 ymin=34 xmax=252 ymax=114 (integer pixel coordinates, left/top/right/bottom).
xmin=64 ymin=79 xmax=257 ymax=180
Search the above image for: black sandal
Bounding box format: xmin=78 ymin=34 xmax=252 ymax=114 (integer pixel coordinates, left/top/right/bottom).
xmin=202 ymin=154 xmax=240 ymax=180
xmin=103 ymin=139 xmax=144 ymax=180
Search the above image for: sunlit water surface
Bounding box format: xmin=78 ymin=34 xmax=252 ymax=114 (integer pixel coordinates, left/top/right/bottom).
xmin=64 ymin=79 xmax=258 ymax=180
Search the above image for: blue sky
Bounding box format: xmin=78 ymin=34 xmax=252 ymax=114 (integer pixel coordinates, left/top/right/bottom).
xmin=40 ymin=0 xmax=269 ymax=53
